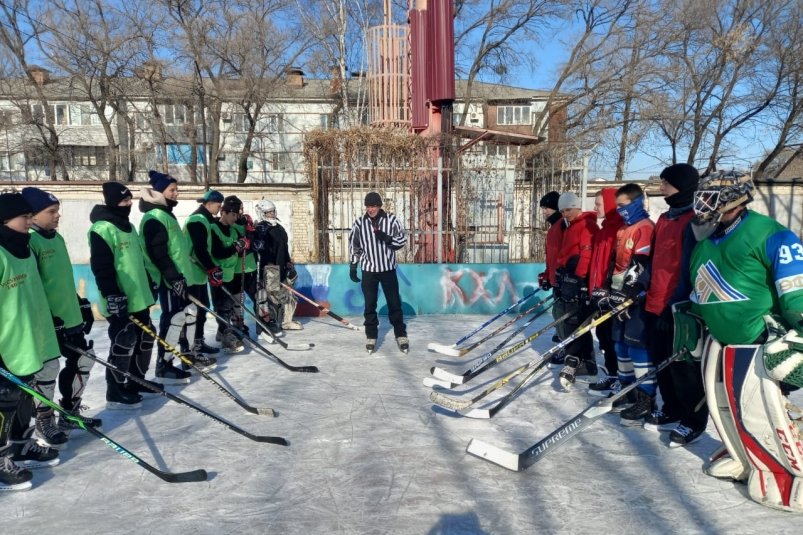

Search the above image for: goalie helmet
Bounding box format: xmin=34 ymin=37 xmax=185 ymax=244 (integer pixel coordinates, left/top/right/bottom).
xmin=255 ymin=199 xmax=279 ymax=225
xmin=691 ymin=171 xmax=753 ymax=239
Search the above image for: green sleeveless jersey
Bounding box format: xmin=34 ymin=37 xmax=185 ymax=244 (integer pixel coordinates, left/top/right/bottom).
xmin=29 ymin=230 xmax=83 ymax=330
xmin=690 ymin=210 xmax=803 ymax=345
xmin=232 ymin=222 xmax=257 ymax=273
xmin=211 ymin=223 xmax=238 ymax=283
xmin=140 ymin=208 xmax=193 ymax=284
xmin=0 ymin=246 xmax=60 ymax=373
xmin=183 ymin=213 xmax=212 ymax=286
xmin=88 ymin=221 xmax=155 ymax=315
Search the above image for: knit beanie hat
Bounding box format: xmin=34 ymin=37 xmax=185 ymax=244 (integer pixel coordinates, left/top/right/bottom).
xmin=102 ymin=181 xmax=133 ymax=207
xmin=21 ymin=187 xmax=59 ymax=214
xmin=660 ymin=164 xmax=699 ymax=193
xmin=557 ymin=192 xmax=581 ymax=211
xmin=222 ymin=195 xmax=242 ymax=213
xmin=538 ymin=191 xmax=560 ymax=210
xmin=148 ymin=170 xmax=178 ymax=193
xmin=364 ymin=192 xmax=383 ymax=207
xmin=0 ymin=192 xmax=34 ymax=223
xmin=197 ymin=190 xmax=224 ymax=203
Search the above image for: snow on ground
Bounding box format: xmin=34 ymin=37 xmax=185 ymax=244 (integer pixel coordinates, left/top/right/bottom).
xmin=2 ymin=313 xmax=800 ymax=534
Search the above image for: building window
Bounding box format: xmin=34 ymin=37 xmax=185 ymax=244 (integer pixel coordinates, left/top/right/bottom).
xmin=233 ymin=113 xmax=254 ymax=133
xmin=161 ymin=143 xmax=206 ymax=165
xmin=0 ymin=109 xmax=16 ymax=126
xmin=497 ymin=105 xmax=530 ymax=126
xmin=260 ymin=114 xmax=284 ymax=134
xmin=64 ymin=146 xmax=107 ymax=167
xmin=0 ymin=152 xmax=15 ymax=171
xmin=159 ymin=104 xmax=188 ymax=125
xmin=271 ymin=152 xmax=291 ymax=171
xmin=31 ymin=104 xmax=69 ymax=125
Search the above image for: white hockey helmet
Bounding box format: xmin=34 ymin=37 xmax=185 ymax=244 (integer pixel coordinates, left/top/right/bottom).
xmin=255 ymin=199 xmax=279 ymax=224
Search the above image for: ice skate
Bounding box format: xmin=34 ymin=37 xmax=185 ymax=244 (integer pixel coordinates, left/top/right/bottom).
xmin=396 ymin=336 xmax=409 ymax=354
xmin=366 ymin=339 xmax=376 ymax=354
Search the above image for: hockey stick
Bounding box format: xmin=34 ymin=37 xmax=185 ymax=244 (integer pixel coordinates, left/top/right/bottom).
xmin=466 ymin=349 xmax=689 ymax=471
xmin=128 ymin=316 xmax=275 ymax=416
xmin=0 ymin=368 xmax=208 ymax=483
xmin=428 ymin=295 xmax=554 ymax=357
xmin=220 ymin=285 xmax=313 ymax=351
xmin=430 ymin=298 xmax=639 ymax=414
xmin=66 ymin=344 xmax=288 ymax=445
xmin=427 ymin=307 xmax=571 ymax=388
xmin=186 ymin=294 xmax=319 ymax=373
xmin=428 ymin=288 xmax=542 ymax=351
xmin=282 ymin=283 xmax=361 ymax=331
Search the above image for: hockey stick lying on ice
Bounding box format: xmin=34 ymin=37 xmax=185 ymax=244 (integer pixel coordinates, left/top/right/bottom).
xmin=0 ymin=368 xmax=208 ymax=483
xmin=220 ymin=285 xmax=313 ymax=351
xmin=466 ymin=349 xmax=689 ymax=471
xmin=186 ymin=294 xmax=319 ymax=373
xmin=128 ymin=316 xmax=275 ymax=415
xmin=428 ymin=295 xmax=554 ymax=357
xmin=430 ymin=298 xmax=639 ymax=416
xmin=425 ymin=307 xmax=571 ymax=389
xmin=67 ymin=343 xmax=288 ymax=446
xmin=427 ymin=288 xmax=542 ymax=352
xmin=282 ymin=283 xmax=361 ymax=331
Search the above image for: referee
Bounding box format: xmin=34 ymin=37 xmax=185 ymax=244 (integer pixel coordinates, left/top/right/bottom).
xmin=349 ymin=192 xmax=409 ymax=354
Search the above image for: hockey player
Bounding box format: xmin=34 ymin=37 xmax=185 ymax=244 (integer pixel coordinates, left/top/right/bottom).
xmin=675 ymin=171 xmax=803 ymax=511
xmin=349 ymin=192 xmax=408 ymax=354
xmin=642 ymin=164 xmax=706 ymax=440
xmin=1 ymin=192 xmax=60 ymax=491
xmin=21 ymin=187 xmax=97 ymax=449
xmin=537 ymin=191 xmax=564 ymax=346
xmin=586 ymin=188 xmax=624 ymax=395
xmin=210 ymin=195 xmax=249 ymax=353
xmin=141 ymin=170 xmax=215 ymax=382
xmin=183 ymin=189 xmax=224 ymax=356
xmin=553 ymin=192 xmax=599 ymax=382
xmin=89 ymin=182 xmax=156 ymax=408
xmin=231 ymin=205 xmax=260 ymax=339
xmin=594 ymin=184 xmax=655 ymax=424
xmin=252 ymin=199 xmax=302 ymax=339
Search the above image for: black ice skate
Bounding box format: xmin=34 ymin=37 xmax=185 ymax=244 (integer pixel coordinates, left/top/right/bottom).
xmin=396 ymin=336 xmax=409 ymax=354
xmin=366 ymin=339 xmax=376 ymax=354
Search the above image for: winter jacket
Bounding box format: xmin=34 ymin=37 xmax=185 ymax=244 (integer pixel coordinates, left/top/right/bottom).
xmin=588 ymin=188 xmax=624 ymax=295
xmin=555 ymin=211 xmax=599 ymax=278
xmin=544 ymin=211 xmax=565 ymax=286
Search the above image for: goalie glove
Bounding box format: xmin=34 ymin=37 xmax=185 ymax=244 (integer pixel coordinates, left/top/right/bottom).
xmin=763 ymin=317 xmax=803 ymax=389
xmin=672 ymin=301 xmax=705 ymax=362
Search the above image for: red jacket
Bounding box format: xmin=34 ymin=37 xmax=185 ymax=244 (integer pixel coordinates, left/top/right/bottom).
xmin=555 ymin=211 xmax=598 ymax=278
xmin=544 ymin=213 xmax=565 ymax=285
xmin=588 ymin=188 xmax=624 ymax=294
xmin=645 ymin=209 xmax=695 ymax=315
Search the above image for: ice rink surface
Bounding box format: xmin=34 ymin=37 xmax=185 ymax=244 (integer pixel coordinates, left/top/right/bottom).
xmin=2 ymin=313 xmax=800 ymax=534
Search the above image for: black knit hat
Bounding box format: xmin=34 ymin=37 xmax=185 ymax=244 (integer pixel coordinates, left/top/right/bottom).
xmin=364 ymin=192 xmax=383 ymax=207
xmin=539 ymin=191 xmax=560 ymax=210
xmin=21 ymin=187 xmax=59 ymax=214
xmin=102 ymin=181 xmax=133 ymax=207
xmin=0 ymin=192 xmax=34 ymax=223
xmin=148 ymin=169 xmax=178 ymax=193
xmin=222 ymin=195 xmax=242 ymax=213
xmin=660 ymin=164 xmax=699 ymax=193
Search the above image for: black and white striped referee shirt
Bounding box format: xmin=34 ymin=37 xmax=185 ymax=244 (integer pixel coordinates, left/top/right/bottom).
xmin=349 ymin=210 xmax=407 ymax=272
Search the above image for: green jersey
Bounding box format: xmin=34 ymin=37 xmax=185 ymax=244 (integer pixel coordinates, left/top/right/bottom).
xmin=140 ymin=208 xmax=193 ymax=284
xmin=0 ymin=245 xmax=60 ymax=374
xmin=690 ymin=210 xmax=803 ymax=345
xmin=232 ymin=222 xmax=257 ymax=273
xmin=29 ymin=229 xmax=82 ymax=330
xmin=211 ymin=223 xmax=238 ymax=283
xmin=183 ymin=212 xmax=213 ymax=286
xmin=88 ymin=221 xmax=155 ymax=315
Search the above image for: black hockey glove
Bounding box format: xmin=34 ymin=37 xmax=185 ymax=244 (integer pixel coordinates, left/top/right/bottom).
xmin=374 ymin=229 xmax=393 ymax=245
xmin=591 ymin=287 xmax=609 ymax=309
xmin=106 ymin=294 xmax=128 ymax=318
xmin=67 ymin=329 xmax=90 ymax=351
xmin=235 ymin=237 xmax=251 ymax=254
xmin=169 ymin=277 xmax=187 ymax=299
xmin=78 ymin=296 xmax=94 ymax=334
xmin=537 ymin=272 xmax=551 ymax=291
xmin=558 ymin=271 xmax=583 ymax=302
xmin=286 ymin=262 xmax=297 ymax=283
xmin=621 ymin=281 xmax=646 ymax=300
xmin=208 ymin=266 xmax=224 ymax=287
xmin=349 ymin=263 xmax=360 ymax=283
xmin=52 ymin=316 xmax=67 ymax=344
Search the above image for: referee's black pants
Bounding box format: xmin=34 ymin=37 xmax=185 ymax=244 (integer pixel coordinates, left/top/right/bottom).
xmin=361 ymin=269 xmax=406 ymax=339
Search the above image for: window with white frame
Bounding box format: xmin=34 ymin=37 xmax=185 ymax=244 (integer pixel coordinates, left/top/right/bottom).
xmin=0 ymin=152 xmax=15 ymax=171
xmin=64 ymin=146 xmax=108 ymax=167
xmin=496 ymin=105 xmax=530 ymax=126
xmin=271 ymin=152 xmax=291 ymax=171
xmin=158 ymin=104 xmax=188 ymax=125
xmin=259 ymin=113 xmax=284 ymax=134
xmin=31 ymin=103 xmax=69 ymax=125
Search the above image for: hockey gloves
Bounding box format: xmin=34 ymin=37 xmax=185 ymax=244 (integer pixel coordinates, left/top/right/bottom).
xmin=208 ymin=266 xmax=224 ymax=287
xmin=537 ymin=271 xmax=551 ymax=291
xmin=78 ymin=296 xmax=94 ymax=334
xmin=235 ymin=237 xmax=251 ymax=254
xmin=374 ymin=229 xmax=393 ymax=245
xmin=349 ymin=263 xmax=360 ymax=283
xmin=672 ymin=301 xmax=704 ymax=362
xmin=106 ymin=294 xmax=128 ymax=318
xmin=169 ymin=277 xmax=187 ymax=299
xmin=558 ymin=271 xmax=586 ymax=303
xmin=762 ymin=316 xmax=803 ymax=388
xmin=286 ymin=262 xmax=298 ymax=284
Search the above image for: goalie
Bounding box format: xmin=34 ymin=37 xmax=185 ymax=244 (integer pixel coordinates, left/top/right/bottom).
xmin=674 ymin=171 xmax=803 ymax=512
xmin=252 ymin=200 xmax=302 ymax=341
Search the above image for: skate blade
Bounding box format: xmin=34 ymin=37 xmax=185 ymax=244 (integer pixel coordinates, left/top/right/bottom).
xmin=17 ymin=458 xmax=60 ymax=469
xmin=106 ymin=401 xmax=143 ymax=410
xmin=0 ymin=480 xmax=33 ymax=491
xmin=153 ymin=376 xmax=191 ymax=385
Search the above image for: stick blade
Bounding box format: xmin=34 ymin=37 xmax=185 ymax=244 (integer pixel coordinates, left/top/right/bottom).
xmin=431 ymin=367 xmax=465 ymax=384
xmin=466 ymin=439 xmax=521 ymax=471
xmin=286 ymin=344 xmax=314 ymax=351
xmin=427 ymin=343 xmax=462 ymax=356
xmin=254 ymin=436 xmax=290 ymax=446
xmin=160 ymin=469 xmax=209 ymax=483
xmin=463 ymin=408 xmax=492 ymax=419
xmin=291 ymin=365 xmax=319 ymax=373
xmin=429 ymin=390 xmax=472 ymax=411
xmin=422 ymin=377 xmax=455 ymax=389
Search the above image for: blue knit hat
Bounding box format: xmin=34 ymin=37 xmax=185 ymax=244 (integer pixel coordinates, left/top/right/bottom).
xmin=148 ymin=170 xmax=177 ymax=192
xmin=21 ymin=187 xmax=59 ymax=214
xmin=197 ymin=190 xmax=224 ymax=203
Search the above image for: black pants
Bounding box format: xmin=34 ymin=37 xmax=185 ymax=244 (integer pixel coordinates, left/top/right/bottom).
xmin=553 ymin=298 xmax=594 ymax=360
xmin=211 ymin=279 xmax=241 ymax=332
xmin=596 ymin=319 xmax=617 ymax=375
xmin=647 ymin=312 xmax=708 ymax=431
xmin=361 ymin=269 xmax=406 ymax=339
xmin=187 ymin=284 xmax=210 ymax=343
xmin=107 ymin=309 xmax=154 ymax=384
xmin=0 ymin=363 xmax=33 ymax=444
